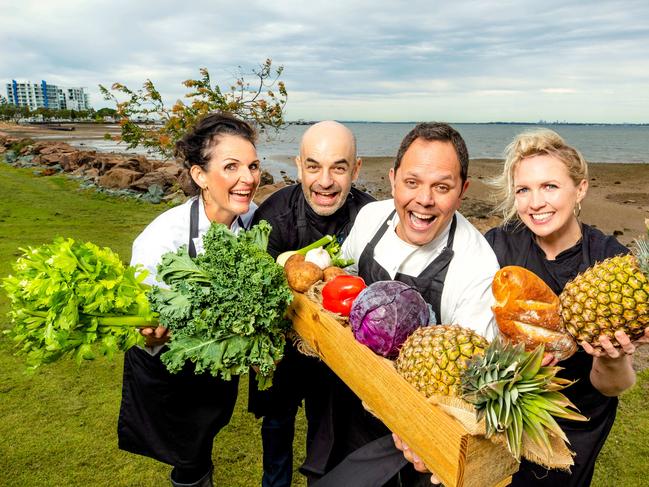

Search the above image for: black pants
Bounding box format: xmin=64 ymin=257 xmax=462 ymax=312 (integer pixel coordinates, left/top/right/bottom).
xmin=249 ymin=345 xmax=333 ymax=487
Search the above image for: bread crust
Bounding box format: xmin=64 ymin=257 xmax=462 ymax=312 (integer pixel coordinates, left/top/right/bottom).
xmin=492 ymin=266 xmax=577 ymax=361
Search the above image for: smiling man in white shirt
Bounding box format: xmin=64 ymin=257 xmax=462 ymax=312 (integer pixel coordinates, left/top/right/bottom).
xmin=314 ymin=122 xmax=500 ymax=487
xmin=341 ymin=124 xmax=498 ymax=339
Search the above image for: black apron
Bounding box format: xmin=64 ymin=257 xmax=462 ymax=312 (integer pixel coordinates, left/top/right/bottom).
xmin=117 ymin=198 xmax=241 ymax=469
xmin=308 ymin=212 xmax=457 ymax=487
xmin=487 ymin=225 xmax=621 ymax=487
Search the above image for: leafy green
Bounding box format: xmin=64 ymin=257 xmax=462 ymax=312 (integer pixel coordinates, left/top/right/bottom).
xmin=324 ymin=237 xmax=355 ymax=268
xmin=149 ymin=220 xmax=293 ymax=390
xmin=1 ymin=238 xmax=152 ymax=367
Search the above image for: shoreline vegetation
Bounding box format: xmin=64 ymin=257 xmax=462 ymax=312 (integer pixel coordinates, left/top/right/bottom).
xmin=1 ymin=121 xmax=648 ymax=485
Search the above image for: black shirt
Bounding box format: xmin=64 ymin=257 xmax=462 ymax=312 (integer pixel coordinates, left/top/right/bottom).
xmin=248 ymin=183 xmax=375 ymax=418
xmin=252 ymin=184 xmax=375 ymax=258
xmin=485 ymin=222 xmax=629 ymax=418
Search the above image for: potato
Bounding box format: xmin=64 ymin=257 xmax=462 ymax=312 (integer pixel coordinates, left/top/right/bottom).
xmin=323 ymin=266 xmax=347 ymax=282
xmin=277 ymin=250 xmax=298 ymax=267
xmin=286 ymin=261 xmax=323 ymax=292
xmin=284 ymin=253 xmax=305 ymax=273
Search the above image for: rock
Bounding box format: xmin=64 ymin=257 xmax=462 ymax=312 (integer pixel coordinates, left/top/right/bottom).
xmin=36 ymin=153 xmax=64 ymax=166
xmin=97 ymin=155 xmax=125 ymax=174
xmin=38 ymin=143 xmax=74 ymax=155
xmin=130 ymin=170 xmax=176 ymax=191
xmin=98 ymin=167 xmax=143 ymax=189
xmin=177 ymin=169 xmax=197 ymax=196
xmin=158 ymin=163 xmax=182 ymax=178
xmin=281 ymin=174 xmax=296 ymax=184
xmin=77 ymin=151 xmax=99 ymax=168
xmin=133 ymin=156 xmax=163 ymax=173
xmin=254 ymin=182 xmax=286 ymax=204
xmin=59 ymin=152 xmax=82 ymax=172
xmin=84 ymin=168 xmax=100 ymax=181
xmin=260 ymin=170 xmax=274 ymax=185
xmin=162 ymin=189 xmax=187 ymax=205
xmin=114 ymin=155 xmax=157 ymax=173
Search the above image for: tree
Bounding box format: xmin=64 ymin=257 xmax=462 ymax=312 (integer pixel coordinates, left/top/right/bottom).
xmin=99 ymin=59 xmax=288 ymax=159
xmin=56 ymin=109 xmax=72 ymax=120
xmin=95 ymin=107 xmax=117 ymax=118
xmin=35 ymin=107 xmax=54 ymax=122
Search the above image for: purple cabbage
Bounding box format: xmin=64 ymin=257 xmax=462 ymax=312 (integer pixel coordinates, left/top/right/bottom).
xmin=349 ymin=280 xmax=430 ymax=359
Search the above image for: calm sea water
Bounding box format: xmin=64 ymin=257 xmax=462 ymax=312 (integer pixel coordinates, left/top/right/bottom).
xmin=66 ymin=123 xmax=648 ymax=178
xmin=256 ymin=122 xmax=649 ymax=163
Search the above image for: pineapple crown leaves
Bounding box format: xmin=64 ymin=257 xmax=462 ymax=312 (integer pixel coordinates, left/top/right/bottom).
xmin=460 ymin=337 xmax=587 ymax=461
xmin=632 ymin=229 xmax=649 ymax=275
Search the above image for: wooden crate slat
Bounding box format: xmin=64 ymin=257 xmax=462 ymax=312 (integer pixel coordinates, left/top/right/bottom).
xmin=288 ymin=292 xmax=518 ymax=487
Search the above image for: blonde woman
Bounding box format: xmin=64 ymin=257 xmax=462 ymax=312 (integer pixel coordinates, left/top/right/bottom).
xmin=484 ymin=129 xmax=648 ymax=486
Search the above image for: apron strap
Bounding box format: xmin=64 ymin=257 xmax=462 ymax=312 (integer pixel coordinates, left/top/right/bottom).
xmin=188 ymin=197 xmax=200 ymax=258
xmin=237 ymin=215 xmax=247 ymax=230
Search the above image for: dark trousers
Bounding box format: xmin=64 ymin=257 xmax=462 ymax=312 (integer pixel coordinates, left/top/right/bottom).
xmin=262 ymin=407 xmax=298 ymax=487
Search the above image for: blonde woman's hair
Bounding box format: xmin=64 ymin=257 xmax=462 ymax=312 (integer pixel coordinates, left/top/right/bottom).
xmin=491 ymin=129 xmax=589 ymax=225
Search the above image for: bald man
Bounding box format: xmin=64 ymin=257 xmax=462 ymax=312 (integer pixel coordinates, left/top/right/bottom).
xmin=248 ymin=121 xmax=374 ymax=487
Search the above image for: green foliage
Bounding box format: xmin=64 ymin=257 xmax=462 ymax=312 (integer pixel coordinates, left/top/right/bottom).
xmin=99 ymin=59 xmax=288 ymax=159
xmin=95 ymin=107 xmax=117 ymax=118
xmin=2 ymin=238 xmax=151 ymax=366
xmin=150 ymin=220 xmax=293 ymax=389
xmin=0 ymin=103 xmax=30 ymax=121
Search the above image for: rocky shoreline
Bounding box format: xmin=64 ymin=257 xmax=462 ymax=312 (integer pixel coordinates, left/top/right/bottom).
xmin=0 ymin=133 xmax=287 ymax=206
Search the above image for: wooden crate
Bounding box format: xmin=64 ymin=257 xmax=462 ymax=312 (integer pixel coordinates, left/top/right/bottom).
xmin=288 ymin=292 xmax=519 ymax=487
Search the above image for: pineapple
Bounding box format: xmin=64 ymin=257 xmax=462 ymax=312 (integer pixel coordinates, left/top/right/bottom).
xmin=396 ymin=325 xmax=585 ymax=461
xmin=560 ymin=223 xmax=649 ymax=346
xmin=395 ymin=325 xmax=488 ymax=397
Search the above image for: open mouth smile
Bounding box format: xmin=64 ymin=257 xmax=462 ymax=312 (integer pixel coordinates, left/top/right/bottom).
xmin=408 ymin=211 xmax=437 ymax=230
xmin=312 ymin=190 xmax=340 ymax=206
xmin=530 ymin=212 xmax=553 ymax=223
xmin=230 ymin=189 xmax=253 ymax=201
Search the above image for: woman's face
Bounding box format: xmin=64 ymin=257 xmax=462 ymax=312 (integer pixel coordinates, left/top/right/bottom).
xmin=513 ymin=154 xmax=587 ymax=241
xmin=192 ymin=134 xmax=260 ymax=224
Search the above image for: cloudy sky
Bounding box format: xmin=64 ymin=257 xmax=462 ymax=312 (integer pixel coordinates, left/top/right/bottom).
xmin=2 ymin=0 xmax=648 ymax=123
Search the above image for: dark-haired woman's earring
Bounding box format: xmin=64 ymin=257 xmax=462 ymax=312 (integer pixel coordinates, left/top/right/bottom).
xmin=573 ymin=202 xmax=582 ymax=218
xmin=201 ymin=186 xmax=210 ymax=206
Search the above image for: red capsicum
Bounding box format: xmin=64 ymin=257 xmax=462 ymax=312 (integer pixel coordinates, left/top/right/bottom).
xmin=321 ymin=275 xmax=366 ymax=316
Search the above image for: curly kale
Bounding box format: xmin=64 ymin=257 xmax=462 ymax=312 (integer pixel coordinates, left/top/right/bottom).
xmin=148 ymin=220 xmax=293 ymax=389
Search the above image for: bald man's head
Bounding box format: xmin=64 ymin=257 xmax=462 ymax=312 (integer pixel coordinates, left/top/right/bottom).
xmin=296 ymin=121 xmax=362 ymax=216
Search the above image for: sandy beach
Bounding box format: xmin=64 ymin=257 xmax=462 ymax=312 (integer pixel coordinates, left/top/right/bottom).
xmin=2 ymin=122 xmax=648 ymax=245
xmin=269 ymin=154 xmax=649 ymax=246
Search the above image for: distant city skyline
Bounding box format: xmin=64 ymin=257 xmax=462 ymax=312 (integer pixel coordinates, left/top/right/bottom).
xmin=2 ymin=0 xmax=648 ymax=123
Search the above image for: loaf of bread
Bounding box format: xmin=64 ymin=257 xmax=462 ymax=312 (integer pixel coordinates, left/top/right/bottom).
xmin=492 ymin=266 xmax=577 ymax=361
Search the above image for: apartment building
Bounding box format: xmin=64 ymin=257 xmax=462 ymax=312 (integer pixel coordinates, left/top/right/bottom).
xmin=5 ymin=80 xmax=91 ymax=111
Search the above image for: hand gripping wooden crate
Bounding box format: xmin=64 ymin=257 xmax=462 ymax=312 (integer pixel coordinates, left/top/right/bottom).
xmin=288 ymin=292 xmax=519 ymax=487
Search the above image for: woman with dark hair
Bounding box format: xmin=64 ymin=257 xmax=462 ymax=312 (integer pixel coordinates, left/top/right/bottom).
xmin=117 ymin=112 xmax=261 ymax=487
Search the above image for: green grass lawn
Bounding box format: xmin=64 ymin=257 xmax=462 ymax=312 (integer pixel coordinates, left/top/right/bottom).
xmin=0 ymin=162 xmax=307 ymax=486
xmin=0 ymin=160 xmax=647 ymax=486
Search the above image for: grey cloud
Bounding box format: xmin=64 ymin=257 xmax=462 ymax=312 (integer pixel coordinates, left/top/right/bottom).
xmin=1 ymin=0 xmax=648 ymax=121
